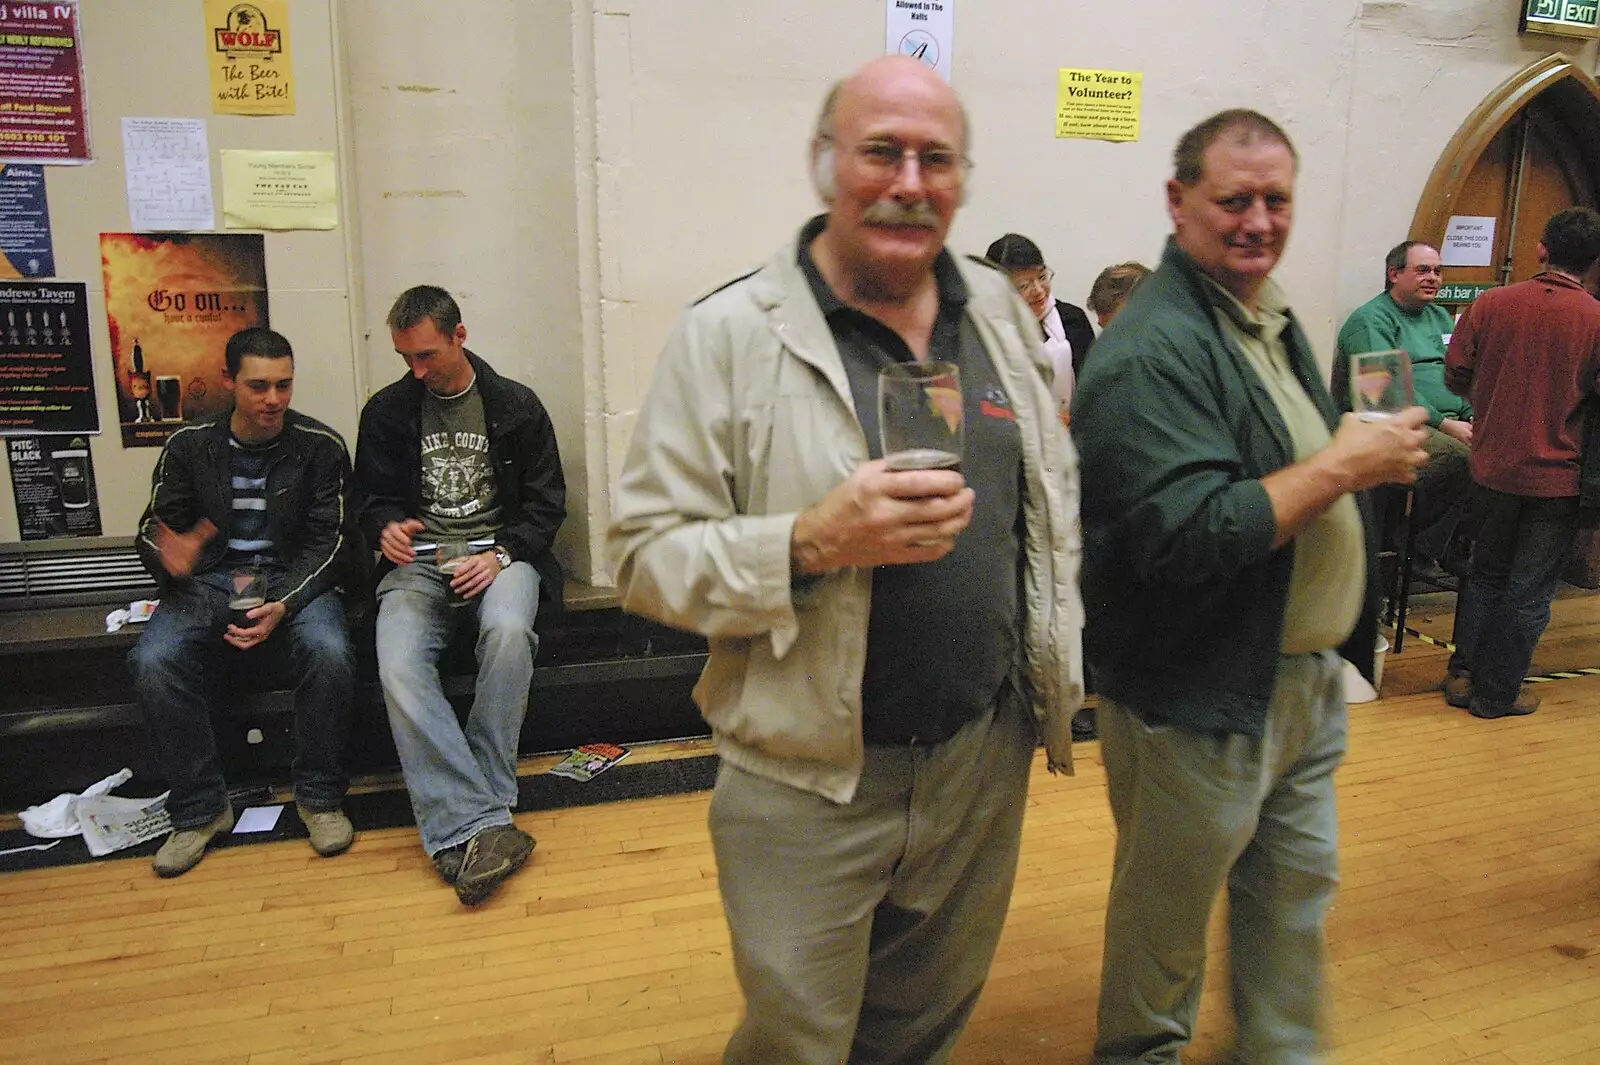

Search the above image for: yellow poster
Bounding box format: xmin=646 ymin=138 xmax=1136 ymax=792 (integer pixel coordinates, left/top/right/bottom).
xmin=221 ymin=150 xmax=337 ymax=230
xmin=205 ymin=0 xmax=295 ymax=116
xmin=1056 ymin=68 xmax=1142 ymax=142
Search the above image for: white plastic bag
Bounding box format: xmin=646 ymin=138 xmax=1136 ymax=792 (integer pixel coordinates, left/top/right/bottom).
xmin=19 ymin=767 xmax=134 ymax=838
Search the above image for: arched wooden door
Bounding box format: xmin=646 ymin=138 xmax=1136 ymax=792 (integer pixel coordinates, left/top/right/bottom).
xmin=1412 ymin=54 xmax=1600 ymax=292
xmin=1410 ymin=53 xmax=1600 ymax=585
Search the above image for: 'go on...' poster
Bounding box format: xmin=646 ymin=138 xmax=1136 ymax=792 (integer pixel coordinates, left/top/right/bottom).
xmin=99 ymin=233 xmax=269 ymax=448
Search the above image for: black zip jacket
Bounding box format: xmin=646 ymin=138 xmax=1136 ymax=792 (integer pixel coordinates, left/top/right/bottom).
xmin=353 ymin=350 xmax=566 ymax=603
xmin=135 ymin=409 xmax=353 ymax=619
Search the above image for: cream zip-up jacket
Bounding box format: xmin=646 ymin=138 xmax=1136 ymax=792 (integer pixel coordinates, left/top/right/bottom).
xmin=608 ymin=237 xmax=1083 ymax=803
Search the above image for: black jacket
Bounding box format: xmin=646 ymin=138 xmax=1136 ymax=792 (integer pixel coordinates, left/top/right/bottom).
xmin=1053 ymin=298 xmax=1097 ymax=378
xmin=135 ymin=409 xmax=353 ymax=619
xmin=353 ymin=350 xmax=566 ymax=602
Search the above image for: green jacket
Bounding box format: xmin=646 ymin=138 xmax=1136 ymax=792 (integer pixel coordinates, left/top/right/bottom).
xmin=1333 ymin=291 xmax=1468 ymax=426
xmin=1073 ymin=238 xmax=1379 ymax=735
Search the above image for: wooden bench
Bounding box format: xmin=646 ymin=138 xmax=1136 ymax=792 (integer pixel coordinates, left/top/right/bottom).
xmin=0 ymin=539 xmax=709 ymax=807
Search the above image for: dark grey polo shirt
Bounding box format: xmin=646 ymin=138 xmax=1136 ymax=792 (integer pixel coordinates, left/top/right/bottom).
xmin=797 ymin=215 xmax=1023 ymax=744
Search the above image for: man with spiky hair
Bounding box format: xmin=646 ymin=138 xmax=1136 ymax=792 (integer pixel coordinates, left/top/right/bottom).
xmin=131 ymin=326 xmax=356 ymax=878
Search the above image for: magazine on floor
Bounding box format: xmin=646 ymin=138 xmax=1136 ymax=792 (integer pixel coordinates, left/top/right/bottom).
xmin=547 ymin=743 xmax=630 ymax=782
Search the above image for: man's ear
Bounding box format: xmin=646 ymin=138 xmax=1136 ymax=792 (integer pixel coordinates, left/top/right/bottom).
xmin=812 ymin=142 xmax=837 ymax=204
xmin=1165 ymin=178 xmax=1185 ymax=228
xmin=453 ymin=322 xmax=467 ymax=347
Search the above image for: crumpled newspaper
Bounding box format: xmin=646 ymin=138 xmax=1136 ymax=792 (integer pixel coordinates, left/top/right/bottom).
xmin=19 ymin=768 xmax=172 ymax=856
xmin=105 ymin=599 xmax=159 ymax=633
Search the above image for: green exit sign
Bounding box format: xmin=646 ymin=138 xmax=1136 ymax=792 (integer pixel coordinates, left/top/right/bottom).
xmin=1522 ymin=0 xmax=1600 ymax=38
xmin=1436 ymin=282 xmax=1496 ymax=303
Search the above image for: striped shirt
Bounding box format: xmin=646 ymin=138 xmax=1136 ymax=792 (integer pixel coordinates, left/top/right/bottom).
xmin=225 ymin=435 xmax=279 ymax=565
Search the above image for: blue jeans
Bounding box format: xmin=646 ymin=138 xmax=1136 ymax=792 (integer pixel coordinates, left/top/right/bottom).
xmin=1095 ymin=651 xmax=1346 ymax=1065
xmin=128 ymin=582 xmax=354 ymax=829
xmin=1448 ymin=486 xmax=1578 ymax=707
xmin=375 ymin=560 xmax=540 ymax=856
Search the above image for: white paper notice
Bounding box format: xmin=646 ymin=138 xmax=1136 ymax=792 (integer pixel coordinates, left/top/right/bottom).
xmin=1441 ymin=215 xmax=1496 ymax=268
xmin=234 ymin=805 xmax=284 ymax=834
xmin=122 ymin=118 xmax=215 ymax=231
xmin=886 ymin=0 xmax=953 ymax=81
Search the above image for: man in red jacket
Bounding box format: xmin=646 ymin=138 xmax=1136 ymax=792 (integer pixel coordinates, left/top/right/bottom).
xmin=1443 ymin=206 xmax=1600 ymax=718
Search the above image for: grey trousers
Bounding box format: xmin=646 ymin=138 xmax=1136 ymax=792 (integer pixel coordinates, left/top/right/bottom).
xmin=1094 ymin=651 xmax=1347 ymax=1065
xmin=710 ymin=688 xmax=1035 ymax=1065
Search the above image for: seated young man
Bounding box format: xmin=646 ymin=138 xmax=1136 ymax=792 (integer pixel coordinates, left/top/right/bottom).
xmin=130 ymin=326 xmax=356 ymax=877
xmin=354 ymin=285 xmax=566 ymax=906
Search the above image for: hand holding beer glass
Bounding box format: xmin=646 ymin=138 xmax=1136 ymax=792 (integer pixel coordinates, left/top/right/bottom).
xmin=435 ymin=539 xmax=472 ymax=607
xmin=229 ymin=564 xmax=267 ymax=629
xmin=878 ymin=362 xmax=964 ymax=471
xmin=1349 ymin=349 xmax=1414 ymax=421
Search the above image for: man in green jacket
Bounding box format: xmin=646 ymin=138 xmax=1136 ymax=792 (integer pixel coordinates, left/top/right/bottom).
xmin=1074 ymin=109 xmax=1428 ymax=1064
xmin=1335 ymin=240 xmax=1472 ymax=573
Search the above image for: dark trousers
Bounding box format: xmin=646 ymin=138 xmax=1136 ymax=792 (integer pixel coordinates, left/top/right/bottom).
xmin=1413 ymin=426 xmax=1472 ymax=564
xmin=1448 ymin=486 xmax=1579 ymax=707
xmin=128 ymin=581 xmax=354 ymax=828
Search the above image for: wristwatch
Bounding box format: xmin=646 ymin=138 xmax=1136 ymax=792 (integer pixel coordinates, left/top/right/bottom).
xmin=493 ymin=545 xmax=513 ymax=571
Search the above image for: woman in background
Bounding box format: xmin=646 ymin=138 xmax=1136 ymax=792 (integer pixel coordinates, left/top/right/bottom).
xmin=986 ymin=233 xmax=1095 ymax=424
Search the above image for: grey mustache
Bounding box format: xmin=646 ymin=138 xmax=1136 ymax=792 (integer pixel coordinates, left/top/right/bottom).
xmin=862 ymin=200 xmax=940 ymax=229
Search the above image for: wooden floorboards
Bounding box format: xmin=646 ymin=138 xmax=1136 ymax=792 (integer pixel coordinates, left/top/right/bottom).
xmin=5 ymin=595 xmax=1600 ymax=1064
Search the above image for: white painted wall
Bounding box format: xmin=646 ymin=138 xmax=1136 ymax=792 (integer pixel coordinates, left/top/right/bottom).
xmin=580 ymin=0 xmax=1597 ymax=582
xmin=13 ymin=0 xmax=1598 ymax=588
xmin=340 ymin=0 xmax=590 ymax=579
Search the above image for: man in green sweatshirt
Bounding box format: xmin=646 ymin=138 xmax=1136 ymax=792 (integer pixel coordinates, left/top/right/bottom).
xmin=1335 ymin=240 xmax=1472 ymax=572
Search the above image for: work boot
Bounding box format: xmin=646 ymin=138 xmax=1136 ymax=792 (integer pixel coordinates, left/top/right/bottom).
xmin=1468 ymin=686 xmax=1540 ymax=720
xmin=153 ymin=802 xmax=235 ymax=878
xmin=454 ymin=824 xmax=535 ymax=906
xmin=1442 ymin=666 xmax=1472 ymax=709
xmin=297 ymin=804 xmax=354 ymax=857
xmin=432 ymin=842 xmax=467 ymax=884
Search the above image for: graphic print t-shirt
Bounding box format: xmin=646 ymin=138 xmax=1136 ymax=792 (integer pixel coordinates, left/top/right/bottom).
xmin=419 ymin=380 xmax=502 ymax=541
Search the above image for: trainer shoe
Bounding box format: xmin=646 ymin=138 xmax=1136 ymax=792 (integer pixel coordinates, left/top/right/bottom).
xmin=1070 ymin=707 xmax=1098 ymax=742
xmin=297 ymin=804 xmax=354 ymax=857
xmin=432 ymin=842 xmax=467 ymax=884
xmin=1468 ymin=687 xmax=1540 ymax=720
xmin=454 ymin=824 xmax=536 ymax=906
xmin=1442 ymin=667 xmax=1473 ymax=709
xmin=153 ymin=802 xmax=235 ymax=878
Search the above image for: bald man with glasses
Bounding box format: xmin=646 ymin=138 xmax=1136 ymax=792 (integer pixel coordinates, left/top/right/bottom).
xmin=609 ymin=56 xmax=1082 ymax=1064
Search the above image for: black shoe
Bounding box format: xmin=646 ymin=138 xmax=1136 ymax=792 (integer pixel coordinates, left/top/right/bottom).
xmin=1468 ymin=688 xmax=1540 ymax=719
xmin=1442 ymin=667 xmax=1472 ymax=709
xmin=454 ymin=824 xmax=535 ymax=906
xmin=1071 ymin=707 xmax=1098 ymax=741
xmin=432 ymin=842 xmax=467 ymax=884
